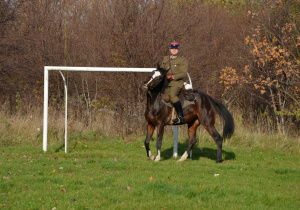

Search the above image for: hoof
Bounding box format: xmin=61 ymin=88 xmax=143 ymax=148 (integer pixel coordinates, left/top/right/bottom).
xmin=177 ymin=151 xmax=188 ymax=162
xmin=177 ymin=158 xmax=185 ymax=162
xmin=154 ymin=156 xmax=160 ymax=162
xmin=216 ymin=159 xmax=223 ymax=163
xmin=149 ymin=155 xmax=155 ymax=160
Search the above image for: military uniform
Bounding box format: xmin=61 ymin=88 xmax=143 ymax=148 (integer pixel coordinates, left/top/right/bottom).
xmin=160 ymin=55 xmax=188 ymax=103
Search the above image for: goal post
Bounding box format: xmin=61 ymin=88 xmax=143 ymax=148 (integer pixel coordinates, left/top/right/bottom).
xmin=43 ymin=66 xmax=192 ymax=157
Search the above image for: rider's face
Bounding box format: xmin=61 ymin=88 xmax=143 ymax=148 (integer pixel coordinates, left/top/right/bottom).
xmin=170 ymin=48 xmax=179 ymax=56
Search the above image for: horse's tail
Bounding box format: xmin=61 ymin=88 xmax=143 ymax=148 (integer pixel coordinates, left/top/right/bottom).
xmin=214 ymin=99 xmax=234 ymax=140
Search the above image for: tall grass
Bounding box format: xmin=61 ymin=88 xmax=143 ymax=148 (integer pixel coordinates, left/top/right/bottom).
xmin=0 ymin=101 xmax=148 ymax=146
xmin=0 ymin=102 xmax=299 ymax=153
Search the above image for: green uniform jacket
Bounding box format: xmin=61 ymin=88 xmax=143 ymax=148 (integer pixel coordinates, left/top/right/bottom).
xmin=160 ymin=55 xmax=188 ymax=87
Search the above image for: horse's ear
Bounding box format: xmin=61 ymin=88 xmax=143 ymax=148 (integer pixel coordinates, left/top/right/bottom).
xmin=156 ymin=62 xmax=160 ymax=69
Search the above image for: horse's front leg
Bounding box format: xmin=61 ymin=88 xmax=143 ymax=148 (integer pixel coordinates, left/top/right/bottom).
xmin=145 ymin=123 xmax=155 ymax=160
xmin=154 ymin=124 xmax=165 ymax=161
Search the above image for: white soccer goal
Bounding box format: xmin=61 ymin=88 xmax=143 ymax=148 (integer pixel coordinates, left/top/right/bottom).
xmin=43 ymin=66 xmax=192 ymax=157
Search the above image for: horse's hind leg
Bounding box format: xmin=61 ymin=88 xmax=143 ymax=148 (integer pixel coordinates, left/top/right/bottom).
xmin=145 ymin=123 xmax=155 ymax=160
xmin=204 ymin=125 xmax=223 ymax=163
xmin=178 ymin=120 xmax=200 ymax=162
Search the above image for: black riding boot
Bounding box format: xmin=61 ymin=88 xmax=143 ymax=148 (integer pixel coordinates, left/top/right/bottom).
xmin=173 ymin=101 xmax=184 ymax=124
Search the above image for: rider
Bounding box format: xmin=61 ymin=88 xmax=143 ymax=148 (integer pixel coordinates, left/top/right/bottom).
xmin=160 ymin=42 xmax=188 ymax=124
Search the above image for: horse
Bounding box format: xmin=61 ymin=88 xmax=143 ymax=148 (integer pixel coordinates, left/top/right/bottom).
xmin=143 ymin=66 xmax=234 ymax=163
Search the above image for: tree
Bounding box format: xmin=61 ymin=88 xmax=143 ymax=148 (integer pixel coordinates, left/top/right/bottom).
xmin=220 ymin=0 xmax=300 ymax=133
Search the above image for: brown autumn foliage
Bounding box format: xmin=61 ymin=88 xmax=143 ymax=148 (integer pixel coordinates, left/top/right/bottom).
xmin=0 ymin=0 xmax=299 ymax=136
xmin=220 ymin=0 xmax=300 ymax=134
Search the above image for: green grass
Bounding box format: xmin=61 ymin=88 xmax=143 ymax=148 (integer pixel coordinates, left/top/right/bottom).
xmin=0 ymin=133 xmax=299 ymax=209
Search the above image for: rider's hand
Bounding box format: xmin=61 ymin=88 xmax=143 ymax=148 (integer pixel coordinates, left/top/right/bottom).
xmin=167 ymin=75 xmax=174 ymax=81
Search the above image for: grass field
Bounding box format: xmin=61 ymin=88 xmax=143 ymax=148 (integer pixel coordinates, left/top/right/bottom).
xmin=0 ymin=131 xmax=299 ymax=209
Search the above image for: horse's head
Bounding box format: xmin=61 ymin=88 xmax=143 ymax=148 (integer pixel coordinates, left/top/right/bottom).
xmin=143 ymin=66 xmax=166 ymax=91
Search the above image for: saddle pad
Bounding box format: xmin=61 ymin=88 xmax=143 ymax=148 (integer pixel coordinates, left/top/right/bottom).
xmin=163 ymin=100 xmax=195 ymax=109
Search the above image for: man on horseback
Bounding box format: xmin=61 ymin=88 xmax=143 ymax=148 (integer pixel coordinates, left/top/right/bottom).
xmin=160 ymin=42 xmax=188 ymax=124
xmin=143 ymin=49 xmax=234 ymax=162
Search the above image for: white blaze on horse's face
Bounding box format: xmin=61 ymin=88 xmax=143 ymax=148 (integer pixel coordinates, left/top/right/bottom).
xmin=144 ymin=71 xmax=161 ymax=87
xmin=152 ymin=71 xmax=161 ymax=79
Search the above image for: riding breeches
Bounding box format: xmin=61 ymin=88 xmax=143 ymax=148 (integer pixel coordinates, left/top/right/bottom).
xmin=166 ymin=86 xmax=181 ymax=103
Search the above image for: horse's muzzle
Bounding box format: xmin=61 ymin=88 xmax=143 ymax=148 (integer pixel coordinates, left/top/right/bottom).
xmin=143 ymin=84 xmax=149 ymax=90
xmin=143 ymin=77 xmax=154 ymax=90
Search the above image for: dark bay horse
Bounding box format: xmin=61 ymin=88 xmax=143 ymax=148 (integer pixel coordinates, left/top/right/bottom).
xmin=143 ymin=67 xmax=234 ymax=163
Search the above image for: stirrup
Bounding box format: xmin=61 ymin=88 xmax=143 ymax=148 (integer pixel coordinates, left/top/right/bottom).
xmin=173 ymin=117 xmax=184 ymax=124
